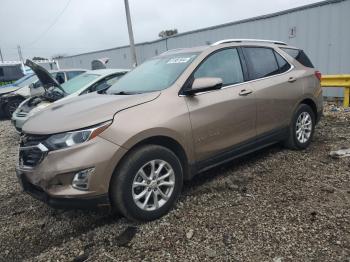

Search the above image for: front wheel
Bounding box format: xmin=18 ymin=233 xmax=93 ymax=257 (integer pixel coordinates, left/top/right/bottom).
xmin=4 ymin=98 xmax=23 ymax=118
xmin=284 ymin=104 xmax=315 ymax=150
xmin=109 ymin=145 xmax=183 ymax=221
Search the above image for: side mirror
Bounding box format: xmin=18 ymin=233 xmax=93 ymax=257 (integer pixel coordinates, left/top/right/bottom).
xmin=183 ymin=77 xmax=223 ymax=96
xmin=29 ymin=83 xmax=35 ymax=89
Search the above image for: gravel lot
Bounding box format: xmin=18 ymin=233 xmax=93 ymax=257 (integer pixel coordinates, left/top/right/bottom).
xmin=0 ymin=104 xmax=349 ymax=262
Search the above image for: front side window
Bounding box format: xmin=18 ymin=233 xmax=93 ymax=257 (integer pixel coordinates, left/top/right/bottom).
xmin=194 ymin=48 xmax=244 ymax=86
xmin=108 ymin=52 xmax=199 ymax=94
xmin=244 ymin=47 xmax=279 ymax=80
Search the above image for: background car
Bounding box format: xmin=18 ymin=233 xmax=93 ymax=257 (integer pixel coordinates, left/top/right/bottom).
xmin=12 ymin=60 xmax=129 ymax=131
xmin=0 ymin=68 xmax=86 ymax=118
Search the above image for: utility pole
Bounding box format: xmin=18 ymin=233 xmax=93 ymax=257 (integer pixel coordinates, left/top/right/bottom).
xmin=0 ymin=48 xmax=3 ymax=62
xmin=123 ymin=0 xmax=137 ymax=67
xmin=17 ymin=45 xmax=24 ymax=62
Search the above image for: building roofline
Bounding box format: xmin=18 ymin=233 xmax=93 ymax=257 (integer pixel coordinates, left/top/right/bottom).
xmin=60 ymin=0 xmax=346 ymax=59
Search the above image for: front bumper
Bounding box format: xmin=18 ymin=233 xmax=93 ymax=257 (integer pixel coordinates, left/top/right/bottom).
xmin=17 ymin=169 xmax=110 ymax=209
xmin=16 ymin=135 xmax=127 ymax=209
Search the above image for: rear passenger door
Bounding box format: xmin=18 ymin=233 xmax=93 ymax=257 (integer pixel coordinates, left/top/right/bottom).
xmin=185 ymin=48 xmax=256 ymax=162
xmin=242 ymin=47 xmax=298 ymax=137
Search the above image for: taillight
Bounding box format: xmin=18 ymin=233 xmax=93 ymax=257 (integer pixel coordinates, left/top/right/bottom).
xmin=315 ymin=71 xmax=322 ymax=81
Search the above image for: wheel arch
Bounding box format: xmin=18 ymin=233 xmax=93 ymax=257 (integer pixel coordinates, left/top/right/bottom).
xmin=112 ymin=135 xmax=192 ymax=182
xmin=3 ymin=95 xmax=25 ymax=117
xmin=299 ymin=98 xmax=318 ymax=122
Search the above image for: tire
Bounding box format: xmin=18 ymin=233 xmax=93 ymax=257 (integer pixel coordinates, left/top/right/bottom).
xmin=284 ymin=104 xmax=315 ymax=150
xmin=4 ymin=98 xmax=23 ymax=118
xmin=109 ymin=145 xmax=183 ymax=222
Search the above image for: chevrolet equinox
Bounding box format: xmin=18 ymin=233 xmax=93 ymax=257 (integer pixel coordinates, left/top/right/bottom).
xmin=17 ymin=39 xmax=323 ymax=221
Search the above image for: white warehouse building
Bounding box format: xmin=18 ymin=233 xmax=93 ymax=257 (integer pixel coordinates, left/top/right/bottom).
xmin=57 ymin=0 xmax=350 ymax=98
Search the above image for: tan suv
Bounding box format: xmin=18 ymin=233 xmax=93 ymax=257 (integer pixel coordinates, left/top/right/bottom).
xmin=16 ymin=39 xmax=323 ymax=221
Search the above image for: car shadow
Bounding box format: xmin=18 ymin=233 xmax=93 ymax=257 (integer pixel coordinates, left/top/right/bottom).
xmin=182 ymin=143 xmax=282 ymax=194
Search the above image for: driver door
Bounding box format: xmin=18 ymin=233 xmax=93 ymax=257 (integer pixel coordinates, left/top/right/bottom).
xmin=184 ymin=48 xmax=256 ymax=163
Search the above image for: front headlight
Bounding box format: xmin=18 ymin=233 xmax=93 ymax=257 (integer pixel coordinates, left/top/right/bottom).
xmin=44 ymin=121 xmax=112 ymax=151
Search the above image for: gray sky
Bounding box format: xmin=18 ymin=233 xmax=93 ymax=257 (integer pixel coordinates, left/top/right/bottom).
xmin=0 ymin=0 xmax=320 ymax=60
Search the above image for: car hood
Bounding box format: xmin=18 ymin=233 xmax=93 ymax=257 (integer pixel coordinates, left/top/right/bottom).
xmin=22 ymin=91 xmax=161 ymax=135
xmin=0 ymin=85 xmax=20 ymax=95
xmin=25 ymin=59 xmax=62 ymax=91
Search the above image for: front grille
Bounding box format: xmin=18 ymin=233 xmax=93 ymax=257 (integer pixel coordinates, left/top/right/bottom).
xmin=19 ymin=134 xmax=49 ymax=167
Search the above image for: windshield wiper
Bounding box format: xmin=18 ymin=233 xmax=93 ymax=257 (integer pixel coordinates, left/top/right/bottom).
xmin=112 ymin=91 xmax=139 ymax=95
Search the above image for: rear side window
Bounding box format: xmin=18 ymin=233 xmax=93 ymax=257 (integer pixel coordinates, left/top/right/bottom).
xmin=243 ymin=47 xmax=279 ymax=80
xmin=275 ymin=52 xmax=291 ymax=73
xmin=194 ymin=48 xmax=244 ymax=86
xmin=281 ymin=48 xmax=314 ymax=68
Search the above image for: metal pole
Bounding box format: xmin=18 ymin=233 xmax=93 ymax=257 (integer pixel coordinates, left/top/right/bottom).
xmin=17 ymin=45 xmax=24 ymax=62
xmin=123 ymin=0 xmax=137 ymax=67
xmin=0 ymin=48 xmax=3 ymax=62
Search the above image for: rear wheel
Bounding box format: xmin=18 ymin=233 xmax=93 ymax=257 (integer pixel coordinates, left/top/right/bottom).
xmin=284 ymin=104 xmax=315 ymax=150
xmin=4 ymin=98 xmax=23 ymax=118
xmin=109 ymin=145 xmax=183 ymax=221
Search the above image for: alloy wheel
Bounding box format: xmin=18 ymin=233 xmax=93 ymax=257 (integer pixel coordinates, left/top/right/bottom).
xmin=132 ymin=159 xmax=175 ymax=211
xmin=296 ymin=111 xmax=312 ymax=143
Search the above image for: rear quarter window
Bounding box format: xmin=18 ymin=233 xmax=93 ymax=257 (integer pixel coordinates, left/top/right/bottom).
xmin=274 ymin=52 xmax=291 ymax=73
xmin=281 ymin=48 xmax=314 ymax=68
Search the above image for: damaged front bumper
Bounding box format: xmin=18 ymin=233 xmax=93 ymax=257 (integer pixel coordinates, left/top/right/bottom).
xmin=16 ymin=169 xmax=110 ymax=209
xmin=16 ymin=135 xmax=127 ymax=209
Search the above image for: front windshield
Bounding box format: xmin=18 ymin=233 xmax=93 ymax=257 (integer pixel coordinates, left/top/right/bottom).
xmin=14 ymin=74 xmax=38 ymax=87
xmin=107 ymin=52 xmax=199 ymax=94
xmin=60 ymin=73 xmax=100 ymax=94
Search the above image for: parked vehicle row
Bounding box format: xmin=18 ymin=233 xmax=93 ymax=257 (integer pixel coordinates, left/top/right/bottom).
xmin=14 ymin=39 xmax=323 ymax=222
xmin=12 ymin=60 xmax=129 ymax=131
xmin=0 ymin=67 xmax=86 ymax=118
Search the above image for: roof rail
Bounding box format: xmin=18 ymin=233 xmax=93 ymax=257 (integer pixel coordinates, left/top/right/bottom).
xmin=211 ymin=39 xmax=287 ymax=46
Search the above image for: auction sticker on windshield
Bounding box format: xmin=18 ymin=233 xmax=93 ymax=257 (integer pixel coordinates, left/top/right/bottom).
xmin=167 ymin=55 xmax=196 ymax=64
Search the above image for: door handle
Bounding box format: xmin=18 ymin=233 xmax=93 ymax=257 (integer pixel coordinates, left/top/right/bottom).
xmin=288 ymin=77 xmax=297 ymax=83
xmin=239 ymin=89 xmax=253 ymax=96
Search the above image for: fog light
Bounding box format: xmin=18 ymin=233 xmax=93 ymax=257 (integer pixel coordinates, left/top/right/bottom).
xmin=72 ymin=168 xmax=94 ymax=190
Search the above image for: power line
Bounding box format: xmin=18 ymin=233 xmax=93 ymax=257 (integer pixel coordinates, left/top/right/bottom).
xmin=26 ymin=0 xmax=72 ymax=47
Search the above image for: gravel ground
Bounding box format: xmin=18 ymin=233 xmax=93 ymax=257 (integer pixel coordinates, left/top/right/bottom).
xmin=0 ymin=104 xmax=349 ymax=262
